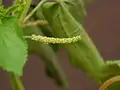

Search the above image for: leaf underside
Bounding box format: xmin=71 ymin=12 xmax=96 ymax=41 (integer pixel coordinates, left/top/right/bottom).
xmin=0 ymin=16 xmax=28 ymax=76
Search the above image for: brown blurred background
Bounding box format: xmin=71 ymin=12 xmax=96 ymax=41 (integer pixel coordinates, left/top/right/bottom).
xmin=1 ymin=0 xmax=120 ymax=90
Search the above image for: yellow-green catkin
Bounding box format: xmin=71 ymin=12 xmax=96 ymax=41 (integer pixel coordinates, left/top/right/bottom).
xmin=24 ymin=34 xmax=81 ymax=44
xmin=21 ymin=20 xmax=48 ymax=28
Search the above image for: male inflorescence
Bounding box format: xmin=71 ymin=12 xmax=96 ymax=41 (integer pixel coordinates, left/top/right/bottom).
xmin=24 ymin=34 xmax=81 ymax=44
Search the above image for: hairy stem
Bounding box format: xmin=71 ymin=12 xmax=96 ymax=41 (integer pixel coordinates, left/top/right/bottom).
xmin=19 ymin=0 xmax=32 ymax=24
xmin=9 ymin=73 xmax=24 ymax=90
xmin=23 ymin=0 xmax=46 ymax=23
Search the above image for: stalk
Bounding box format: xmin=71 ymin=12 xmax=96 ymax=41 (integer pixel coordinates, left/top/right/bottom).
xmin=9 ymin=73 xmax=24 ymax=90
xmin=23 ymin=0 xmax=46 ymax=23
xmin=19 ymin=0 xmax=32 ymax=23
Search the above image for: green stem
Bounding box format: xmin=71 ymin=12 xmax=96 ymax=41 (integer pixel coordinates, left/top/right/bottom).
xmin=9 ymin=73 xmax=24 ymax=90
xmin=0 ymin=0 xmax=3 ymax=5
xmin=19 ymin=0 xmax=32 ymax=24
xmin=23 ymin=0 xmax=46 ymax=23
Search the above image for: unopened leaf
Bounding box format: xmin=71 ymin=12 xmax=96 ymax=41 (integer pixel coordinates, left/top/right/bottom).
xmin=42 ymin=1 xmax=104 ymax=82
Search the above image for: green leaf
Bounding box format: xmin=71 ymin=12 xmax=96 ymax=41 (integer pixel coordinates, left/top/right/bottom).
xmin=67 ymin=0 xmax=95 ymax=25
xmin=67 ymin=0 xmax=86 ymax=25
xmin=0 ymin=17 xmax=28 ymax=76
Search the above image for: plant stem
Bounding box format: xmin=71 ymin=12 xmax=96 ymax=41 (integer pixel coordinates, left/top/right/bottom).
xmin=99 ymin=75 xmax=120 ymax=90
xmin=23 ymin=0 xmax=46 ymax=23
xmin=19 ymin=0 xmax=32 ymax=24
xmin=9 ymin=73 xmax=24 ymax=90
xmin=0 ymin=0 xmax=3 ymax=5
